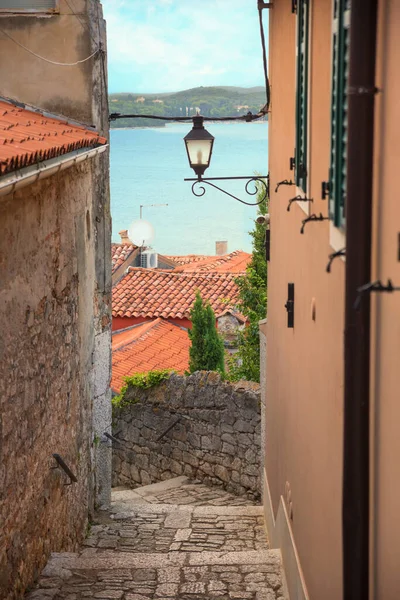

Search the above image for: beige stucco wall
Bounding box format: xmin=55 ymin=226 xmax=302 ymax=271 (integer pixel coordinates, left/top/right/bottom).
xmin=371 ymin=2 xmax=400 ymax=598
xmin=265 ymin=1 xmax=344 ymax=598
xmin=266 ymin=1 xmax=400 ymax=598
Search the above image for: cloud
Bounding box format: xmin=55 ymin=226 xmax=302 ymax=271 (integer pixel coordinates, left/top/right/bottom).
xmin=102 ymin=0 xmax=266 ymax=93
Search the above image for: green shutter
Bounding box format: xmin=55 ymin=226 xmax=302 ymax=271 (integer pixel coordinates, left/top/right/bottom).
xmin=295 ymin=0 xmax=309 ymax=191
xmin=329 ymin=0 xmax=350 ymax=228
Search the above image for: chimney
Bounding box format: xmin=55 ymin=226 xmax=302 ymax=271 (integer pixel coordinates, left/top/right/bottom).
xmin=119 ymin=229 xmax=131 ymax=244
xmin=216 ymin=241 xmax=228 ymax=256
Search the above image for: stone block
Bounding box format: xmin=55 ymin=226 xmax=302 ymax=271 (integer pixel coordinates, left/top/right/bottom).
xmin=129 ymin=464 xmax=140 ymax=482
xmin=214 ymin=465 xmax=229 ymax=483
xmin=221 ymin=433 xmax=236 ymax=445
xmin=233 ymin=419 xmax=254 ymax=433
xmin=134 ymin=454 xmax=149 ymax=470
xmin=140 ymin=470 xmax=151 ymax=486
xmin=221 ymin=422 xmax=234 ymax=434
xmin=182 ymin=451 xmax=199 ymax=468
xmin=187 ymin=431 xmax=200 ymax=448
xmin=170 ymin=459 xmax=183 ymax=476
xmin=201 ymin=435 xmax=221 ymax=452
xmin=222 ymin=442 xmax=235 ymax=455
xmin=171 ymin=448 xmax=183 ymax=462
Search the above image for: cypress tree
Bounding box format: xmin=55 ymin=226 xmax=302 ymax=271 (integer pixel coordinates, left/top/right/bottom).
xmin=188 ymin=291 xmax=225 ymax=373
xmin=228 ymin=182 xmax=268 ymax=382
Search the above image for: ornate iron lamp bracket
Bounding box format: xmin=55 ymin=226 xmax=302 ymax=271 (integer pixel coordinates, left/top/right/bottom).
xmin=184 ymin=175 xmax=269 ymax=206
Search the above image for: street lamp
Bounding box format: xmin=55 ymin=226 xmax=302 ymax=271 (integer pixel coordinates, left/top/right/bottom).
xmin=183 ymin=115 xmax=214 ymax=180
xmin=184 ymin=115 xmax=268 ymax=206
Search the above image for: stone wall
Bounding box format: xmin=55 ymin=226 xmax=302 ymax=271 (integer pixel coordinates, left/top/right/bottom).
xmin=0 ymin=3 xmax=111 ymax=598
xmin=112 ymin=372 xmax=261 ymax=499
xmin=0 ymin=158 xmax=110 ymax=599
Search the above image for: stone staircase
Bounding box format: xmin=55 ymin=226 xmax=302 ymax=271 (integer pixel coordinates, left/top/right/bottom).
xmin=26 ymin=477 xmax=285 ymax=600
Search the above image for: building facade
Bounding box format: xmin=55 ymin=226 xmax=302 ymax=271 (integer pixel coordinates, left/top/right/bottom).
xmin=0 ymin=2 xmax=111 ymax=597
xmin=262 ymin=1 xmax=400 ymax=599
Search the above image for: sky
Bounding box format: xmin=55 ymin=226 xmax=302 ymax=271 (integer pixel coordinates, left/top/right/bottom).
xmin=101 ymin=0 xmax=267 ymax=93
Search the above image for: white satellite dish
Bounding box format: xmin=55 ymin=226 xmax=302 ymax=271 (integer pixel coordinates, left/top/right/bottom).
xmin=128 ymin=219 xmax=155 ymax=247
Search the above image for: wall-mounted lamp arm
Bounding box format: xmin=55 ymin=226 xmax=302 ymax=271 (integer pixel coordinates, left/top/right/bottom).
xmin=354 ymin=279 xmax=400 ymax=310
xmin=287 ymin=195 xmax=313 ymax=212
xmin=275 ymin=179 xmax=295 ymax=193
xmin=300 ymin=213 xmax=329 ymax=234
xmin=185 ymin=176 xmax=268 ymax=206
xmin=326 ymin=248 xmax=346 ymax=273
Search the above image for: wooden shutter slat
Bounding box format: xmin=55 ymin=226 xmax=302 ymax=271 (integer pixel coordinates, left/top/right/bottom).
xmin=295 ymin=0 xmax=309 ymax=192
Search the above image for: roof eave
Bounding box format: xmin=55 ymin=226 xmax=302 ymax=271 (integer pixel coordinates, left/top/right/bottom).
xmin=0 ymin=144 xmax=108 ymax=198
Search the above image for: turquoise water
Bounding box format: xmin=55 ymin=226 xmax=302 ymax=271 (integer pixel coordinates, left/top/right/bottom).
xmin=110 ymin=122 xmax=268 ymax=255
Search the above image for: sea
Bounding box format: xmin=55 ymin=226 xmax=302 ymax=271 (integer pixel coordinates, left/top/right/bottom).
xmin=110 ymin=122 xmax=268 ymax=255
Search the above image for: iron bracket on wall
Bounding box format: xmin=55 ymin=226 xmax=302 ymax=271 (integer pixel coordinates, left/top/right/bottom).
xmin=101 ymin=432 xmax=123 ymax=446
xmin=157 ymin=417 xmax=182 ymax=441
xmin=51 ymin=454 xmax=77 ymax=485
xmin=321 ymin=181 xmax=330 ymax=199
xmin=285 ymin=283 xmax=295 ymax=328
xmin=275 ymin=179 xmax=295 ymax=193
xmin=354 ymin=279 xmax=400 ymax=310
xmin=287 ymin=195 xmax=313 ymax=212
xmin=185 ymin=175 xmax=269 ymax=207
xmin=326 ymin=248 xmax=346 ymax=273
xmin=258 ymin=1 xmax=274 ymax=8
xmin=300 ymin=213 xmax=329 ymax=234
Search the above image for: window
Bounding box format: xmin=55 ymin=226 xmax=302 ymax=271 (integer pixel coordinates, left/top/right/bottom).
xmin=0 ymin=0 xmax=57 ymax=13
xmin=328 ymin=0 xmax=350 ymax=229
xmin=294 ymin=0 xmax=310 ymax=192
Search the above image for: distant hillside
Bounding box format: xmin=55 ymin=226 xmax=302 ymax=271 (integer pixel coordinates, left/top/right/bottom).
xmin=109 ymin=86 xmax=267 ymax=128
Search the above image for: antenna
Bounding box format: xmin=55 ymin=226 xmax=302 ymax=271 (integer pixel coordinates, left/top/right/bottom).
xmin=139 ymin=203 xmax=168 ymax=219
xmin=128 ymin=219 xmax=155 ymax=248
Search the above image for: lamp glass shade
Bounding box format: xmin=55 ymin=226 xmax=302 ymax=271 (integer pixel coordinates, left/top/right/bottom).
xmin=184 ymin=116 xmax=214 ymax=178
xmin=185 ymin=139 xmax=213 ymax=168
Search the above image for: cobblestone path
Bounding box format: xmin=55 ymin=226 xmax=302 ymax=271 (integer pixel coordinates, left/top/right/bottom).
xmin=26 ymin=477 xmax=284 ymax=600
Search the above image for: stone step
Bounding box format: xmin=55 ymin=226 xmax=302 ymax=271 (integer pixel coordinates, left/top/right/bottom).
xmin=85 ymin=503 xmax=267 ymax=555
xmin=27 ymin=549 xmax=283 ymax=600
xmin=111 ymin=478 xmax=254 ymax=511
xmin=26 ymin=479 xmax=284 ymax=599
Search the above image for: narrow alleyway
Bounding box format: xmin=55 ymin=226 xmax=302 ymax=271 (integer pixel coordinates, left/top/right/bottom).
xmin=26 ymin=478 xmax=284 ymax=599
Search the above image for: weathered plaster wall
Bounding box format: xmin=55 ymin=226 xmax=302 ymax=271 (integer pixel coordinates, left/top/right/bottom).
xmin=0 ymin=0 xmax=112 ymax=509
xmin=0 ymin=2 xmax=111 ymax=598
xmin=112 ymin=372 xmax=261 ymax=499
xmin=0 ymin=160 xmax=109 ymax=598
xmin=0 ymin=0 xmax=100 ymax=125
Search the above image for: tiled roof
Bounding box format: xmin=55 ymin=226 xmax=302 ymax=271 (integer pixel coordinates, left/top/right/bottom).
xmin=173 ymin=250 xmax=251 ymax=273
xmin=111 ymin=319 xmax=190 ymax=393
xmin=112 ymin=267 xmax=242 ymax=320
xmin=111 ymin=243 xmax=138 ymax=273
xmin=0 ymin=99 xmax=107 ymax=176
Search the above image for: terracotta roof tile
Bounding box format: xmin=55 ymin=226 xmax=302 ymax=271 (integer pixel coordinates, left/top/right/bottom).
xmin=111 ymin=318 xmax=190 ymax=393
xmin=163 ymin=254 xmax=213 ymax=266
xmin=112 ymin=267 xmax=243 ymax=320
xmin=0 ymin=99 xmax=107 ymax=176
xmin=111 ymin=243 xmax=138 ymax=273
xmin=165 ymin=250 xmax=251 ymax=273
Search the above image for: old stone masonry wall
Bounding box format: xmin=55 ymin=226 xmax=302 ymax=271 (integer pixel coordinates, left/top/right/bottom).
xmin=112 ymin=372 xmax=261 ymax=498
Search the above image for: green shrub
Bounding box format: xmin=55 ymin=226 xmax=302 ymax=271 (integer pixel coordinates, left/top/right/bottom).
xmin=112 ymin=369 xmax=173 ymax=409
